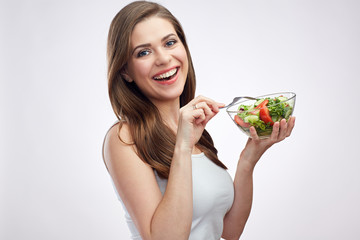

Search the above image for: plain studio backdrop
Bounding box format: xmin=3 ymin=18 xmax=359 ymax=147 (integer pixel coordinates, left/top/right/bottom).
xmin=1 ymin=0 xmax=359 ymax=239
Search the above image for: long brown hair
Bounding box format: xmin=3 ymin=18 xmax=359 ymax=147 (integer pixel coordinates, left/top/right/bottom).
xmin=107 ymin=1 xmax=226 ymax=178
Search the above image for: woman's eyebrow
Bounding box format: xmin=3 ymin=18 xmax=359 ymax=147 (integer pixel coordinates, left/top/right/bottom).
xmin=131 ymin=33 xmax=177 ymax=55
xmin=132 ymin=43 xmax=151 ymax=55
xmin=161 ymin=33 xmax=176 ymax=41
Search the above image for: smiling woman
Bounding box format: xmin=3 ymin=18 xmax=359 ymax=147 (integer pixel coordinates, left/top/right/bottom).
xmin=102 ymin=1 xmax=295 ymax=239
xmin=124 ymin=17 xmax=189 ymax=104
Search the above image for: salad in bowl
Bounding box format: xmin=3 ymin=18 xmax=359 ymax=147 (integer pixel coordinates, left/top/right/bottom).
xmin=226 ymin=92 xmax=296 ymax=138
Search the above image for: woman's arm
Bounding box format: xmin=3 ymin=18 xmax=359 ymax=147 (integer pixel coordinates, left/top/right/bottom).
xmin=222 ymin=117 xmax=296 ymax=239
xmin=104 ymin=122 xmax=193 ymax=240
xmin=104 ymin=97 xmax=223 ymax=240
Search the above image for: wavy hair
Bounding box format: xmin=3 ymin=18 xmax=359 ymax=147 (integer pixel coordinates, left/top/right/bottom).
xmin=107 ymin=1 xmax=226 ymax=178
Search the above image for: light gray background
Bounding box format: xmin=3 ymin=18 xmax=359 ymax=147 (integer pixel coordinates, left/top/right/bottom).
xmin=1 ymin=0 xmax=359 ymax=239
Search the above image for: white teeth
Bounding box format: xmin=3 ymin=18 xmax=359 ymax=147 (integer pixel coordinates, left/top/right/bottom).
xmin=154 ymin=68 xmax=177 ymax=80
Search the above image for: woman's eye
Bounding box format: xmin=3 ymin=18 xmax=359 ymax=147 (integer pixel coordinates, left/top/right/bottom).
xmin=137 ymin=49 xmax=150 ymax=58
xmin=165 ymin=40 xmax=177 ymax=47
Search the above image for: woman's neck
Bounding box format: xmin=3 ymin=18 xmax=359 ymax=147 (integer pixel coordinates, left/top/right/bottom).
xmin=154 ymin=98 xmax=202 ymax=155
xmin=154 ymin=98 xmax=180 ymax=133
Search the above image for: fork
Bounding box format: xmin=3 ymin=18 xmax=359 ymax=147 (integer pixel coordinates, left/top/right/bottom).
xmin=220 ymin=96 xmax=257 ymax=109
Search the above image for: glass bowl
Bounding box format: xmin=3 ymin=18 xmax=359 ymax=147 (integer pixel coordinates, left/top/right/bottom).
xmin=226 ymin=92 xmax=296 ymax=139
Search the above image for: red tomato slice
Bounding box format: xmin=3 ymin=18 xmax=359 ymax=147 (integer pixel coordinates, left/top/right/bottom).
xmin=234 ymin=115 xmax=250 ymax=128
xmin=255 ymin=99 xmax=269 ymax=109
xmin=259 ymin=106 xmax=274 ymax=126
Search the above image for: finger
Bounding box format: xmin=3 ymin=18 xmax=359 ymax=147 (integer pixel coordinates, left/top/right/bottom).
xmin=194 ymin=102 xmax=217 ymax=124
xmin=249 ymin=126 xmax=259 ymax=140
xmin=211 ymin=102 xmax=225 ymax=112
xmin=286 ymin=116 xmax=296 ymax=137
xmin=218 ymin=102 xmax=226 ymax=109
xmin=195 ymin=102 xmax=213 ymax=116
xmin=193 ymin=108 xmax=206 ymax=124
xmin=195 ymin=114 xmax=206 ymax=125
xmin=270 ymin=121 xmax=280 ymax=141
xmin=278 ymin=119 xmax=288 ymax=140
xmin=193 ymin=95 xmax=222 ymax=113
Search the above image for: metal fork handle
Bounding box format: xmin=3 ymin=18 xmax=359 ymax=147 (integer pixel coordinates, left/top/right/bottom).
xmin=220 ymin=96 xmax=257 ymax=109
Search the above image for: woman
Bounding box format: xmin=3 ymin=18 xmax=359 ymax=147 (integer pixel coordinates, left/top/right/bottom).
xmin=103 ymin=1 xmax=295 ymax=239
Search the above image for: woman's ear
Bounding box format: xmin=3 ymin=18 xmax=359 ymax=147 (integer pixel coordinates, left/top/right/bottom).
xmin=121 ymin=70 xmax=133 ymax=83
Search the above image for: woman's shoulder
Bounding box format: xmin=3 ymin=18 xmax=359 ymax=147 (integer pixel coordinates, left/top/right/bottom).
xmin=102 ymin=121 xmax=135 ymax=168
xmin=105 ymin=120 xmax=132 ymax=145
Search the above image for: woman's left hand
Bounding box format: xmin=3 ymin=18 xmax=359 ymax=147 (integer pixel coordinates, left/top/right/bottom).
xmin=239 ymin=116 xmax=296 ymax=169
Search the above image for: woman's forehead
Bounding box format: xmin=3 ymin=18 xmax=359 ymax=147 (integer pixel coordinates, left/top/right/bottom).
xmin=131 ymin=16 xmax=176 ymax=46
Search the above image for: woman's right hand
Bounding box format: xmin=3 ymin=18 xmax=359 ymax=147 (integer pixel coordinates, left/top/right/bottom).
xmin=176 ymin=95 xmax=224 ymax=151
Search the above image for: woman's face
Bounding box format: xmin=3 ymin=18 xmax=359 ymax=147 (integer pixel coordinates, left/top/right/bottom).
xmin=126 ymin=16 xmax=189 ymax=106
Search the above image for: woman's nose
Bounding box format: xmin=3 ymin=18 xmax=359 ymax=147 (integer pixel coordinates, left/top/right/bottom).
xmin=155 ymin=49 xmax=171 ymax=66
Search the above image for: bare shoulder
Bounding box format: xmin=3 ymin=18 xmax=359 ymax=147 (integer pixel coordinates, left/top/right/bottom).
xmin=104 ymin=121 xmax=132 ymax=148
xmin=103 ymin=121 xmax=139 ymax=171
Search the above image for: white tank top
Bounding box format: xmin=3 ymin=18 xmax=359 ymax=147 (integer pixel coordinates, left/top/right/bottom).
xmin=113 ymin=153 xmax=234 ymax=240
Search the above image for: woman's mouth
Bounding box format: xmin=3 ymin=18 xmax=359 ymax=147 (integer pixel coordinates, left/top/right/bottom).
xmin=153 ymin=67 xmax=179 ymax=81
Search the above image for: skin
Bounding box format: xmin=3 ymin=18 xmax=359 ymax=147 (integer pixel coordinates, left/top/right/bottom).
xmin=124 ymin=16 xmax=189 ymax=113
xmin=104 ymin=16 xmax=296 ymax=240
xmin=222 ymin=118 xmax=295 ymax=239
